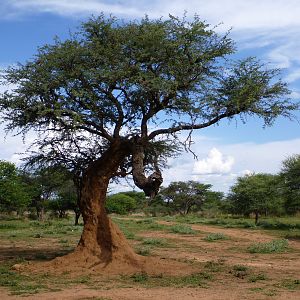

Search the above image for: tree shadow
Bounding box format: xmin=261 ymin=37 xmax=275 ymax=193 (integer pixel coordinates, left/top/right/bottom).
xmin=0 ymin=247 xmax=73 ymax=262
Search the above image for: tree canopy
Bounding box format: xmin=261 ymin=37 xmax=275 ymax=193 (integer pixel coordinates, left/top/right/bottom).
xmin=0 ymin=14 xmax=298 ymax=269
xmin=0 ymin=15 xmax=296 ymax=198
xmin=228 ymin=173 xmax=282 ymax=223
xmin=280 ymin=154 xmax=300 ymax=214
xmin=160 ymin=181 xmax=213 ymax=215
xmin=0 ymin=160 xmax=31 ymax=213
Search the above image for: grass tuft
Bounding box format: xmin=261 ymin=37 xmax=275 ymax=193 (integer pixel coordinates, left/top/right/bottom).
xmin=230 ymin=265 xmax=249 ymax=278
xmin=125 ymin=272 xmax=212 ymax=288
xmin=142 ymin=238 xmax=168 ymax=247
xmin=170 ymin=225 xmax=196 ymax=235
xmin=203 ymin=233 xmax=228 ymax=242
xmin=135 ymin=247 xmax=151 ymax=256
xmin=248 ymin=273 xmax=267 ymax=282
xmin=248 ymin=239 xmax=288 ymax=254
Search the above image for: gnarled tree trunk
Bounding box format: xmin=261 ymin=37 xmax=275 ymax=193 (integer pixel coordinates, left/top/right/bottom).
xmin=132 ymin=143 xmax=163 ymax=200
xmin=52 ymin=142 xmax=142 ymax=271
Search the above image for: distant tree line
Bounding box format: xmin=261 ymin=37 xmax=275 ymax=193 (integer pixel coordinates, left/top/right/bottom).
xmin=0 ymin=154 xmax=300 ymax=223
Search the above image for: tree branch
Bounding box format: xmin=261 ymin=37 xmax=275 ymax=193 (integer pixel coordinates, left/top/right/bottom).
xmin=148 ymin=111 xmax=235 ymax=140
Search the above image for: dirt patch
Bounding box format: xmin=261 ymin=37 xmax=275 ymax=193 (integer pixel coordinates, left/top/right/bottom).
xmin=1 ymin=219 xmax=299 ymax=299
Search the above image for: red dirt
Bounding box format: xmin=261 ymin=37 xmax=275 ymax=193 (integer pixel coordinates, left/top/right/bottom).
xmin=1 ymin=220 xmax=299 ymax=300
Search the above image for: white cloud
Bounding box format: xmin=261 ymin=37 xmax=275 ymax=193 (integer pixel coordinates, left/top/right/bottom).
xmin=193 ymin=148 xmax=234 ymax=175
xmin=2 ymin=0 xmax=300 ymax=31
xmin=285 ymin=69 xmax=300 ymax=83
xmin=156 ymin=137 xmax=300 ymax=193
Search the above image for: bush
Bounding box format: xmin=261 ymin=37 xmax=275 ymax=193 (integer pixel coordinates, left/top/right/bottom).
xmin=248 ymin=239 xmax=288 ymax=253
xmin=170 ymin=225 xmax=196 ymax=235
xmin=203 ymin=233 xmax=228 ymax=242
xmin=106 ymin=193 xmax=136 ymax=215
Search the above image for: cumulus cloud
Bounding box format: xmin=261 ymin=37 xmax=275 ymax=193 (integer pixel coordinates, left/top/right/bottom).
xmin=158 ymin=138 xmax=300 ymax=193
xmin=193 ymin=148 xmax=234 ymax=175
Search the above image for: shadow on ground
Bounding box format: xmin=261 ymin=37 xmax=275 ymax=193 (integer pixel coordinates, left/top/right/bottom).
xmin=0 ymin=247 xmax=73 ymax=261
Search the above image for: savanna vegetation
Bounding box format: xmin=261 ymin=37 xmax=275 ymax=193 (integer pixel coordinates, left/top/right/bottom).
xmin=0 ymin=13 xmax=299 ymax=300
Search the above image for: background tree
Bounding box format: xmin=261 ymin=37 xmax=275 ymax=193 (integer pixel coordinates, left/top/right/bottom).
xmin=121 ymin=191 xmax=146 ymax=210
xmin=280 ymin=154 xmax=300 ymax=214
xmin=228 ymin=173 xmax=282 ymax=224
xmin=160 ymin=181 xmax=212 ymax=215
xmin=0 ymin=160 xmax=31 ymax=214
xmin=106 ymin=193 xmax=137 ymax=215
xmin=0 ymin=14 xmax=296 ymax=270
xmin=200 ymin=190 xmax=224 ymax=217
xmin=24 ymin=166 xmax=69 ymax=220
xmin=48 ymin=178 xmax=79 ymax=221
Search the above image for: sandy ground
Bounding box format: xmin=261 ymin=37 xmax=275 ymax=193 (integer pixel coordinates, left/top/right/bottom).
xmin=1 ymin=220 xmax=299 ymax=300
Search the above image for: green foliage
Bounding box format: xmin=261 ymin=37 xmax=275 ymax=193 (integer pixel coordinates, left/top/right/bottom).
xmin=130 ymin=272 xmax=149 ymax=283
xmin=280 ymin=154 xmax=300 ymax=214
xmin=142 ymin=238 xmax=168 ymax=247
xmin=121 ymin=191 xmax=146 ymax=208
xmin=248 ymin=273 xmax=267 ymax=282
xmin=204 ymin=260 xmax=225 ymax=272
xmin=230 ymin=265 xmax=249 ymax=278
xmin=248 ymin=239 xmax=288 ymax=253
xmin=0 ymin=15 xmax=295 ymax=204
xmin=0 ymin=263 xmax=47 ymax=295
xmin=228 ymin=173 xmax=283 ymax=223
xmin=135 ymin=246 xmax=151 ymax=256
xmin=48 ymin=179 xmax=77 ymax=218
xmin=170 ymin=224 xmax=196 ymax=234
xmin=126 ymin=272 xmax=212 ymax=288
xmin=159 ymin=181 xmax=217 ymax=215
xmin=278 ymin=278 xmax=300 ymax=290
xmin=203 ymin=233 xmax=228 ymax=242
xmin=0 ymin=160 xmax=31 ymax=213
xmin=106 ymin=193 xmax=136 ymax=215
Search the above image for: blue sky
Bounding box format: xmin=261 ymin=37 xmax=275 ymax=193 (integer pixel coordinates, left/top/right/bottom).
xmin=0 ymin=0 xmax=300 ymax=192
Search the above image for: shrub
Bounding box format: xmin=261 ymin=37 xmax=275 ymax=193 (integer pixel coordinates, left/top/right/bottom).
xmin=231 ymin=265 xmax=249 ymax=278
xmin=142 ymin=238 xmax=167 ymax=247
xmin=170 ymin=225 xmax=196 ymax=235
xmin=248 ymin=239 xmax=288 ymax=253
xmin=203 ymin=233 xmax=228 ymax=242
xmin=106 ymin=193 xmax=136 ymax=215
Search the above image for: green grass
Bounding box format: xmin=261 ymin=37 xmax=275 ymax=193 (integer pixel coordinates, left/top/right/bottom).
xmin=0 ymin=219 xmax=83 ymax=240
xmin=248 ymin=273 xmax=267 ymax=282
xmin=230 ymin=264 xmax=249 ymax=278
xmin=277 ymin=278 xmax=300 ymax=290
xmin=204 ymin=260 xmax=225 ymax=272
xmin=203 ymin=233 xmax=228 ymax=242
xmin=0 ymin=263 xmax=47 ymax=295
xmin=142 ymin=238 xmax=168 ymax=247
xmin=135 ymin=246 xmax=151 ymax=256
xmin=125 ymin=272 xmax=212 ymax=288
xmin=168 ymin=215 xmax=300 ymax=231
xmin=169 ymin=224 xmax=196 ymax=235
xmin=248 ymin=239 xmax=289 ymax=254
xmin=285 ymin=232 xmax=300 ymax=240
xmin=0 ymin=214 xmax=299 ymax=296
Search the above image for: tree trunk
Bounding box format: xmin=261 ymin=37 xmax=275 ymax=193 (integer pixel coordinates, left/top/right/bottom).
xmin=53 ymin=142 xmax=141 ymax=270
xmin=255 ymin=211 xmax=259 ymax=225
xmin=74 ymin=210 xmax=81 ymax=226
xmin=132 ymin=143 xmax=163 ymax=199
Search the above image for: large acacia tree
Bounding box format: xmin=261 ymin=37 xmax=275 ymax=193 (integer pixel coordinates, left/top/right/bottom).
xmin=0 ymin=15 xmax=297 ymax=269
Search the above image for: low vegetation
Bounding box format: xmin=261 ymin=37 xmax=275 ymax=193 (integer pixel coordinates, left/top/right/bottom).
xmin=169 ymin=224 xmax=196 ymax=235
xmin=203 ymin=233 xmax=228 ymax=242
xmin=0 ymin=215 xmax=299 ymax=298
xmin=248 ymin=239 xmax=289 ymax=254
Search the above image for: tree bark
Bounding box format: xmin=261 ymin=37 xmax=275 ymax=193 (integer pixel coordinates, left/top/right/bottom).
xmin=74 ymin=210 xmax=81 ymax=226
xmin=255 ymin=211 xmax=259 ymax=225
xmin=132 ymin=143 xmax=163 ymax=199
xmin=69 ymin=142 xmax=140 ymax=267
